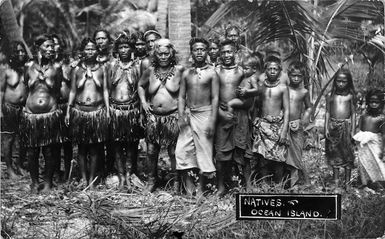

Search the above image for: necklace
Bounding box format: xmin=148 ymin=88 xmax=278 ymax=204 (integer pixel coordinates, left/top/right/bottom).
xmin=264 ymin=79 xmax=280 ymax=88
xmin=81 ymin=63 xmax=99 ymax=78
xmin=155 ymin=66 xmax=175 ymax=85
xmin=221 ymin=64 xmax=237 ymax=70
xmin=194 ymin=64 xmax=209 ymax=80
xmin=118 ymin=60 xmax=133 ymax=71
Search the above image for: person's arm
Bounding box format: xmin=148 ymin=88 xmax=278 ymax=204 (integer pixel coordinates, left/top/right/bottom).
xmin=138 ymin=68 xmax=152 ymax=114
xmin=381 ymin=117 xmax=385 ymax=161
xmin=208 ymin=70 xmax=220 ymax=137
xmin=102 ymin=66 xmax=110 ymax=118
xmin=178 ymin=70 xmax=188 ymax=128
xmin=325 ymin=93 xmax=331 ymax=139
xmin=65 ymin=67 xmax=77 ymax=126
xmin=302 ymin=90 xmax=312 ymax=126
xmin=350 ymin=94 xmax=356 ymax=137
xmin=279 ymin=85 xmax=290 ymax=144
xmin=140 ymin=57 xmax=150 ymax=76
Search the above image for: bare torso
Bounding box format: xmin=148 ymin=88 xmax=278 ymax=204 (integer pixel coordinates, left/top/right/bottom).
xmin=360 ymin=114 xmax=385 ymax=133
xmin=147 ymin=65 xmax=183 ymax=114
xmin=260 ymin=84 xmax=288 ymax=117
xmin=25 ymin=62 xmax=61 ymax=113
xmin=289 ymin=87 xmax=308 ymax=120
xmin=109 ymin=61 xmax=139 ymax=103
xmin=216 ymin=65 xmax=243 ymax=103
xmin=59 ymin=62 xmax=72 ymax=102
xmin=3 ymin=67 xmax=27 ymax=105
xmin=74 ymin=64 xmax=105 ymax=111
xmin=185 ymin=65 xmax=216 ymax=108
xmin=328 ymin=93 xmax=353 ymax=119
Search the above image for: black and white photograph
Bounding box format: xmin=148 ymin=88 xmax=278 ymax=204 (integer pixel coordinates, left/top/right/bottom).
xmin=1 ymin=0 xmax=385 ymax=238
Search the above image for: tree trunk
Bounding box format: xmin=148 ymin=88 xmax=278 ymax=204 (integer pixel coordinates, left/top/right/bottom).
xmin=0 ymin=0 xmax=32 ymax=58
xmin=155 ymin=0 xmax=168 ymax=38
xmin=168 ymin=0 xmax=191 ymax=65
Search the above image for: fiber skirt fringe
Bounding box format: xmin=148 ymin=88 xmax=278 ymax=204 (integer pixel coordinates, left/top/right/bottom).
xmin=58 ymin=103 xmax=70 ymax=142
xmin=146 ymin=111 xmax=179 ymax=147
xmin=70 ymin=107 xmax=108 ymax=144
xmin=20 ymin=109 xmax=63 ymax=147
xmin=110 ymin=103 xmax=144 ymax=142
xmin=1 ymin=102 xmax=22 ymax=133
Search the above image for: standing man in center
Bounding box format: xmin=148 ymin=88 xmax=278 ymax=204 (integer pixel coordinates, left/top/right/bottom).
xmin=215 ymin=39 xmax=245 ymax=196
xmin=138 ymin=39 xmax=184 ymax=192
xmin=176 ymin=38 xmax=219 ymax=195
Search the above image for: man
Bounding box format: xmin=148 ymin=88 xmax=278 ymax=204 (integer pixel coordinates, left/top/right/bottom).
xmin=138 ymin=39 xmax=183 ymax=192
xmin=224 ymin=25 xmax=251 ymax=65
xmin=94 ymin=29 xmax=113 ymax=65
xmin=214 ymin=39 xmax=245 ymax=196
xmin=140 ymin=30 xmax=161 ymax=74
xmin=22 ymin=35 xmax=63 ymax=193
xmin=0 ymin=41 xmax=28 ymax=179
xmin=65 ymin=38 xmax=110 ymax=189
xmin=108 ymin=34 xmax=142 ymax=189
xmin=176 ymin=38 xmax=219 ymax=195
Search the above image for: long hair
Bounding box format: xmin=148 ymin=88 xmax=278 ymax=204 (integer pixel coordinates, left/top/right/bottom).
xmin=9 ymin=41 xmax=28 ymax=71
xmin=79 ymin=38 xmax=97 ymax=60
xmin=152 ymin=39 xmax=177 ymax=68
xmin=51 ymin=34 xmax=70 ymax=64
xmin=330 ymin=68 xmax=355 ymax=96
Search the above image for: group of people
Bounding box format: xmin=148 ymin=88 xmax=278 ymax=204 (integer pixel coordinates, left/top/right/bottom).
xmin=1 ymin=25 xmax=385 ymax=196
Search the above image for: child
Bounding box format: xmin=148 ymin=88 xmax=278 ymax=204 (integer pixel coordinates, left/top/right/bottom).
xmin=243 ymin=55 xmax=290 ymax=185
xmin=286 ymin=61 xmax=312 ymax=187
xmin=228 ymin=53 xmax=263 ymax=190
xmin=324 ymin=68 xmax=356 ymax=190
xmin=353 ymin=90 xmax=385 ymax=189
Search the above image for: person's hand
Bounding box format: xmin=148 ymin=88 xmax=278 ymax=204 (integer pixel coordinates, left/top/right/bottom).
xmin=106 ymin=109 xmax=111 ymax=123
xmin=64 ymin=113 xmax=70 ymax=127
xmin=205 ymin=122 xmax=215 ymax=137
xmin=178 ymin=115 xmax=188 ymax=129
xmin=236 ymin=87 xmax=247 ymax=97
xmin=325 ymin=128 xmax=330 ymax=139
xmin=142 ymin=102 xmax=153 ymax=115
xmin=278 ymin=131 xmax=288 ymax=145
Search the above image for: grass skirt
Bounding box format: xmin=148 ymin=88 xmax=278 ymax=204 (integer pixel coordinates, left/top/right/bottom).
xmin=110 ymin=102 xmax=144 ymax=142
xmin=20 ymin=109 xmax=63 ymax=147
xmin=1 ymin=102 xmax=22 ymax=133
xmin=70 ymin=107 xmax=108 ymax=144
xmin=146 ymin=110 xmax=179 ymax=147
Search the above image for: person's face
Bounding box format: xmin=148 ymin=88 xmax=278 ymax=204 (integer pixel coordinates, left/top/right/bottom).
xmin=13 ymin=44 xmax=27 ymax=63
xmin=266 ymin=62 xmax=281 ymax=81
xmin=208 ymin=42 xmax=219 ymax=60
xmin=118 ymin=43 xmax=133 ymax=60
xmin=243 ymin=60 xmax=257 ymax=78
xmin=289 ymin=69 xmax=304 ymax=86
xmin=191 ymin=42 xmax=208 ymax=64
xmin=135 ymin=39 xmax=146 ymax=56
xmin=155 ymin=46 xmax=171 ymax=67
xmin=220 ymin=44 xmax=235 ymax=66
xmin=83 ymin=42 xmax=97 ymax=61
xmin=39 ymin=40 xmax=54 ymax=60
xmin=368 ymin=95 xmax=382 ymax=111
xmin=226 ymin=29 xmax=240 ymax=44
xmin=335 ymin=73 xmax=349 ymax=90
xmin=95 ymin=31 xmax=109 ymax=50
xmin=146 ymin=33 xmax=159 ymax=52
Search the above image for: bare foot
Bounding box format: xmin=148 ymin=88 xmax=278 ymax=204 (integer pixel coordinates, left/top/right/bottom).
xmin=215 ymin=188 xmax=227 ymax=197
xmin=40 ymin=182 xmax=52 ymax=193
xmin=145 ymin=178 xmax=157 ymax=193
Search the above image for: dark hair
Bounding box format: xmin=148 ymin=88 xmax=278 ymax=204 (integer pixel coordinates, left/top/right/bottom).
xmin=331 ymin=68 xmax=355 ymax=95
xmin=288 ymin=61 xmax=308 ymax=77
xmin=242 ymin=53 xmax=262 ymax=71
xmin=225 ymin=25 xmax=240 ymax=37
xmin=220 ymin=39 xmax=236 ymax=49
xmin=34 ymin=34 xmax=54 ymax=49
xmin=93 ymin=29 xmax=112 ymax=43
xmin=133 ymin=31 xmax=145 ymax=42
xmin=114 ymin=33 xmax=136 ymax=53
xmin=264 ymin=55 xmax=281 ymax=69
xmin=189 ymin=37 xmax=209 ymax=51
xmin=144 ymin=30 xmax=161 ymax=40
xmin=51 ymin=34 xmax=66 ymax=49
xmin=152 ymin=39 xmax=177 ymax=67
xmin=9 ymin=41 xmax=28 ymax=69
xmin=366 ymin=89 xmax=384 ymax=103
xmin=208 ymin=36 xmax=220 ymax=46
xmin=79 ymin=38 xmax=97 ymax=51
